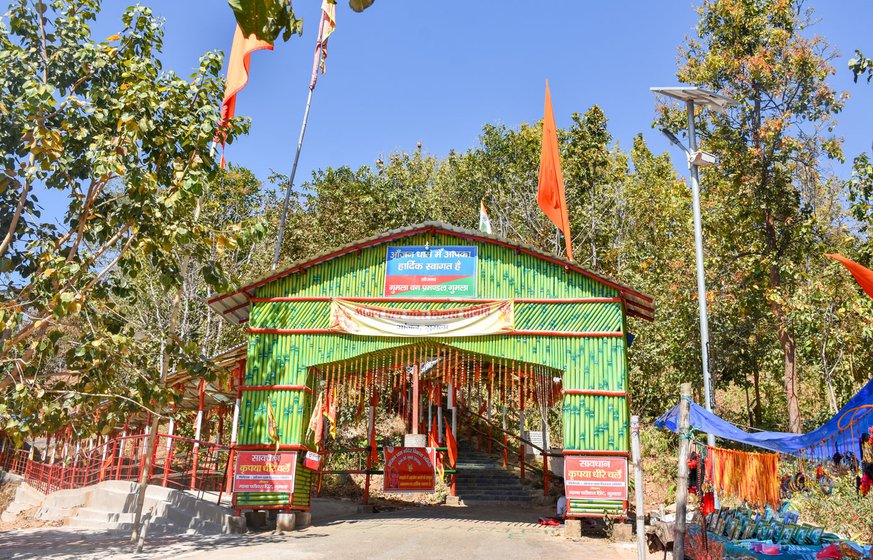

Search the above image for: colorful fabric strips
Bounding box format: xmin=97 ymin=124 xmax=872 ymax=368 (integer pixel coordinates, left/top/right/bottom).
xmin=706 ymin=446 xmax=780 ymax=508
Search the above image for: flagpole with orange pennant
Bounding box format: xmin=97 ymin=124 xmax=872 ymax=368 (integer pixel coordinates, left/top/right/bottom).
xmin=273 ymin=1 xmax=337 ymax=269
xmin=537 ymin=80 xmax=573 ymax=261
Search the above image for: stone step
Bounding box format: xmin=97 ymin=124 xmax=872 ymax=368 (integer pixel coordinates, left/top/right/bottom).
xmin=461 ymin=497 xmax=534 ymax=506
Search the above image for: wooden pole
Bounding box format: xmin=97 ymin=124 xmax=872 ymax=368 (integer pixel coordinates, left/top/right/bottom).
xmin=674 ymin=383 xmax=692 ymax=560
xmin=631 ymin=415 xmax=646 ymax=560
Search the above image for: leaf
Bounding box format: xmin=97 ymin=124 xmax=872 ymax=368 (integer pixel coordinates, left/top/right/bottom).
xmin=227 ymin=0 xmax=301 ymax=43
xmin=106 ymin=34 xmax=120 ymax=41
xmin=349 ymin=0 xmax=375 ymax=12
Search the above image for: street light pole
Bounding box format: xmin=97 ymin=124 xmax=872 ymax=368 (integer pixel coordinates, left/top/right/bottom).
xmin=651 ymin=86 xmax=736 ymax=450
xmin=685 ymin=99 xmax=715 ymax=448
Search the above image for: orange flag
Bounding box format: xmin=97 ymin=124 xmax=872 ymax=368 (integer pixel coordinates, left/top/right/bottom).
xmin=429 ymin=418 xmax=444 ymax=479
xmin=215 ymin=25 xmax=273 ymax=166
xmin=325 ymin=387 xmax=338 ymax=439
xmin=445 ymin=424 xmax=458 ymax=469
xmin=537 ymin=81 xmax=573 ymax=261
xmin=827 ymin=254 xmax=873 ymax=300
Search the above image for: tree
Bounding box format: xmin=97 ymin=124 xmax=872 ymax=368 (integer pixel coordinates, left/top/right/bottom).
xmin=227 ymin=0 xmax=375 ymax=44
xmin=671 ymin=0 xmax=846 ymax=432
xmin=0 ymin=0 xmax=245 ymax=441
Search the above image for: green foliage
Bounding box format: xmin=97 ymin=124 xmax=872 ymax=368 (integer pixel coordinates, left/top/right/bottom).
xmin=227 ymin=0 xmax=302 ymax=44
xmin=663 ymin=0 xmax=851 ymax=433
xmin=0 ymin=0 xmax=247 ymax=442
xmin=227 ymin=0 xmax=375 ymax=44
xmin=849 ymin=50 xmax=872 ymax=84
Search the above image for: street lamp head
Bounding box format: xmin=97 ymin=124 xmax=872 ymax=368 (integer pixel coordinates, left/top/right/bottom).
xmin=650 ymin=86 xmax=738 ymax=113
xmin=660 ymin=128 xmax=689 ymax=155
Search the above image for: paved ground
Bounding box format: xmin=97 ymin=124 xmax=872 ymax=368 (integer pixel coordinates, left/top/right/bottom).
xmin=0 ymin=502 xmax=649 ymax=560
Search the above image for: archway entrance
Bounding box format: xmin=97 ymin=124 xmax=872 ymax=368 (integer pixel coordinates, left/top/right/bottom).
xmin=306 ymin=343 xmax=563 ymax=504
xmin=208 ymin=222 xmax=654 ymax=521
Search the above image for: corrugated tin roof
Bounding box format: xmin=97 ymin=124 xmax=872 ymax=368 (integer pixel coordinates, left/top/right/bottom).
xmin=207 ymin=221 xmax=655 ymax=323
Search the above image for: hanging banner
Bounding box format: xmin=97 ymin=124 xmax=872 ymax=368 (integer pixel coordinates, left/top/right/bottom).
xmin=385 ymin=246 xmax=478 ymax=297
xmin=383 ymin=446 xmax=436 ymax=493
xmin=329 ymin=299 xmax=514 ymax=337
xmin=563 ymin=456 xmax=628 ymax=501
xmin=233 ymin=451 xmax=297 ymax=493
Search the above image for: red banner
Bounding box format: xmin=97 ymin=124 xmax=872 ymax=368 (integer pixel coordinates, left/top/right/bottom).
xmin=233 ymin=451 xmax=297 ymax=493
xmin=383 ymin=446 xmax=436 ymax=493
xmin=563 ymin=456 xmax=627 ymax=501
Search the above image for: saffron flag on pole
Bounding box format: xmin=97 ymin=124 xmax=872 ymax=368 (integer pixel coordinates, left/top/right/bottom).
xmin=325 ymin=387 xmax=338 ymax=439
xmin=479 ymin=199 xmax=493 ymax=234
xmin=445 ymin=423 xmax=458 ymax=469
xmin=537 ymin=80 xmax=573 ymax=261
xmin=215 ymin=25 xmax=272 ymax=167
xmin=308 ymin=390 xmax=325 ymax=449
xmin=430 ymin=418 xmax=444 ymax=480
xmin=310 ymin=0 xmax=337 ymax=88
xmin=827 ymin=254 xmax=873 ymax=301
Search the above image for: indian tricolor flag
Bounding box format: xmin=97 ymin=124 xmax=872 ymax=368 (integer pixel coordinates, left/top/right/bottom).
xmin=479 ymin=199 xmax=492 ymax=234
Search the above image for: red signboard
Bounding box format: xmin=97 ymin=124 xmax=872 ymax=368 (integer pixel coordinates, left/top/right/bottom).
xmin=383 ymin=446 xmax=436 ymax=493
xmin=233 ymin=451 xmax=297 ymax=493
xmin=303 ymin=451 xmax=322 ymax=471
xmin=563 ymin=456 xmax=628 ymax=501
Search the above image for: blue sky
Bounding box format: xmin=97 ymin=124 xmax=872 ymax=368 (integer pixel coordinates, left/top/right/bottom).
xmin=93 ymin=1 xmax=872 ymax=192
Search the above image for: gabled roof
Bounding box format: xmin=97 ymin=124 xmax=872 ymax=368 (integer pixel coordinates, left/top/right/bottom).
xmin=207 ymin=221 xmax=655 ymax=324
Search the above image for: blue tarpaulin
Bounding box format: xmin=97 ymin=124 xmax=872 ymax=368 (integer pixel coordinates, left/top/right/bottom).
xmin=655 ymin=376 xmax=873 ymax=458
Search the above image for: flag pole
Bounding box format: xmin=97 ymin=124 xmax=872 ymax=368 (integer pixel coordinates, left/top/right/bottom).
xmin=273 ymin=14 xmax=327 ymax=269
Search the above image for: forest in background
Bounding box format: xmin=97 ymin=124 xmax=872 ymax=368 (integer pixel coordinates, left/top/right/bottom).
xmin=1 ymin=0 xmax=873 ymax=447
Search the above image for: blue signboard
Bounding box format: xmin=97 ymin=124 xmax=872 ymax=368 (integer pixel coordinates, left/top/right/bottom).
xmin=384 ymin=246 xmax=478 ymax=297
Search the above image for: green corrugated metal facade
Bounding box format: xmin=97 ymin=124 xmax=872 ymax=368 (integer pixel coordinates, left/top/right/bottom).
xmin=235 ymin=232 xmax=634 ymax=512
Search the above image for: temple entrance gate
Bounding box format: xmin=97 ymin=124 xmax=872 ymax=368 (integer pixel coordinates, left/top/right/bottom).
xmin=207 ymin=222 xmax=654 ymax=519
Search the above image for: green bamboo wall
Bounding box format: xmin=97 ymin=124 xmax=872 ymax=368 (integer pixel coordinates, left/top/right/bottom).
xmin=237 ymin=233 xmax=631 ymax=510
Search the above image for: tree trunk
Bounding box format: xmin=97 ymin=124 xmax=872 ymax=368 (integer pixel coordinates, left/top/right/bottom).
xmin=777 ymin=323 xmax=800 ymax=433
xmin=752 ymin=364 xmax=763 ymax=427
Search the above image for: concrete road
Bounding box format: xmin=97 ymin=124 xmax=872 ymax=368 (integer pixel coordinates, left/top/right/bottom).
xmin=0 ymin=502 xmax=648 ymax=559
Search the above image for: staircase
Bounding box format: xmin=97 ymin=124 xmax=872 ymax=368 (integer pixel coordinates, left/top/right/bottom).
xmin=453 ymin=443 xmax=535 ymax=506
xmin=28 ymin=480 xmax=245 ymax=534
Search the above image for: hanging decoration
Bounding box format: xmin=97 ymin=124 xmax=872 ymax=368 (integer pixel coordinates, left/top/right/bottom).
xmin=707 ymin=446 xmax=780 ymax=507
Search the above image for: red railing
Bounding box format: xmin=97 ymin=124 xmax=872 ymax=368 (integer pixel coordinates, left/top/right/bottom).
xmin=0 ymin=434 xmax=231 ymax=502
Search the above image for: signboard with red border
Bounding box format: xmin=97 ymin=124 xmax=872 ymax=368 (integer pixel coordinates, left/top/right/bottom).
xmin=303 ymin=451 xmax=322 ymax=471
xmin=233 ymin=451 xmax=297 ymax=493
xmin=384 ymin=246 xmax=478 ymax=297
xmin=382 ymin=446 xmax=436 ymax=493
xmin=563 ymin=456 xmax=627 ymax=501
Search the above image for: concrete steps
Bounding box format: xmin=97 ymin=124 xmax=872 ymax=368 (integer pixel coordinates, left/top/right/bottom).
xmin=0 ymin=474 xmax=45 ymax=522
xmin=453 ymin=446 xmax=535 ymax=506
xmin=18 ymin=480 xmax=245 ymax=534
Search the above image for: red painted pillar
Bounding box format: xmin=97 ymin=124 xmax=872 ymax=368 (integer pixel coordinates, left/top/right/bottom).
xmin=225 ymin=359 xmax=246 ymax=495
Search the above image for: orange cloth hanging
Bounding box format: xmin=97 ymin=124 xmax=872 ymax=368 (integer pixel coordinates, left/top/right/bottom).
xmin=708 ymin=446 xmax=780 ymax=508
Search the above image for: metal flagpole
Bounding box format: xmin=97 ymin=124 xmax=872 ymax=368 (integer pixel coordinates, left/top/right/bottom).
xmin=273 ymin=13 xmax=327 ymax=269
